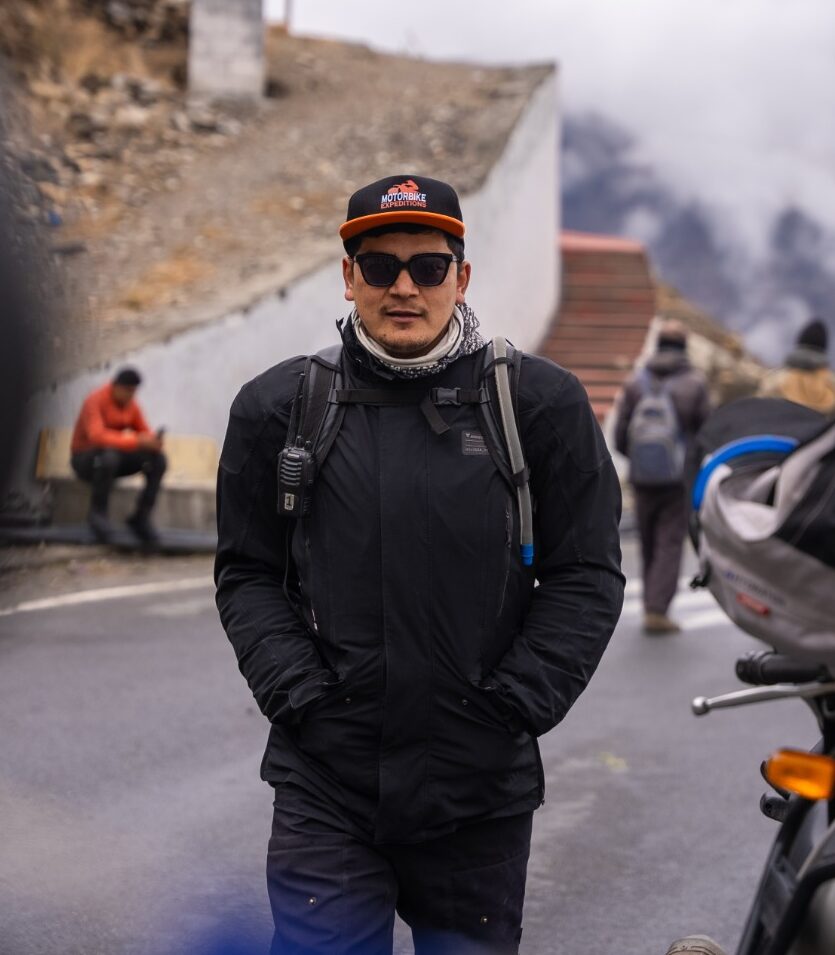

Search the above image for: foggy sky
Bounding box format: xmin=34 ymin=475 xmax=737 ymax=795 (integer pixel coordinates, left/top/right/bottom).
xmin=266 ymin=0 xmax=835 ymax=256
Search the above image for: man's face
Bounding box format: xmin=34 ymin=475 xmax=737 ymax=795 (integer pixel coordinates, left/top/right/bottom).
xmin=342 ymin=230 xmax=471 ymax=358
xmin=111 ymin=384 xmax=137 ymax=407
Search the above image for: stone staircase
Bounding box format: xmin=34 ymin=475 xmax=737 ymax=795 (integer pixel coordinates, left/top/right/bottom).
xmin=540 ymin=231 xmax=656 ymax=422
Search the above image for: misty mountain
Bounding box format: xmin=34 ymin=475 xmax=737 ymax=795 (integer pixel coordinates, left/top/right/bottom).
xmin=561 ymin=112 xmax=835 ymax=365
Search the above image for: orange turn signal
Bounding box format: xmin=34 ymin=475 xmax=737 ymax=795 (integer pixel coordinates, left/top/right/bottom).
xmin=764 ymin=749 xmax=835 ymax=801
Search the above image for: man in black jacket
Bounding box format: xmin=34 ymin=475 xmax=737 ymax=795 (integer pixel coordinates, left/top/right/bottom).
xmin=215 ymin=175 xmax=624 ymax=955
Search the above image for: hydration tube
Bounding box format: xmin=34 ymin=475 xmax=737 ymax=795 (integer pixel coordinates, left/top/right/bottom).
xmin=691 ymin=434 xmax=799 ymax=511
xmin=492 ymin=337 xmax=534 ymax=566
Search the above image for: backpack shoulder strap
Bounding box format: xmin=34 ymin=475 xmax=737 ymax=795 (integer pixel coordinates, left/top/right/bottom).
xmin=638 ymin=367 xmax=662 ymax=395
xmin=476 ymin=341 xmax=515 ymax=488
xmin=288 ymin=345 xmax=346 ymax=470
xmin=487 ymin=336 xmax=534 ymax=566
xmin=310 ymin=345 xmax=346 ymax=469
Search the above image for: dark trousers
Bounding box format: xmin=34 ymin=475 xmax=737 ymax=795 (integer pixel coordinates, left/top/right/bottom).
xmin=267 ymin=786 xmax=533 ymax=955
xmin=71 ymin=447 xmax=166 ymax=518
xmin=633 ymin=483 xmax=688 ymax=615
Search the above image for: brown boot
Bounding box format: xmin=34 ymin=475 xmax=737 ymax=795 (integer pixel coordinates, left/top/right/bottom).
xmin=665 ymin=936 xmax=728 ymax=955
xmin=644 ymin=612 xmax=681 ymax=635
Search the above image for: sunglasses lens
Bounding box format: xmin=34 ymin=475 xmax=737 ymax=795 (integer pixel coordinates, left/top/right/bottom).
xmin=358 ymin=255 xmax=399 ymax=286
xmin=410 ymin=255 xmax=451 ymax=286
xmin=355 ymin=253 xmax=454 ymax=287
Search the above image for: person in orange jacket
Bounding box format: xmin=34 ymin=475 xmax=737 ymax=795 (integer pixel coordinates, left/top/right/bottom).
xmin=70 ymin=367 xmax=166 ymax=543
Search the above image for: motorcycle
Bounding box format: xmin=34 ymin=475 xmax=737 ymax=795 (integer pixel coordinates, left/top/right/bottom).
xmin=667 ymin=648 xmax=835 ymax=955
xmin=667 ymin=397 xmax=835 ymax=955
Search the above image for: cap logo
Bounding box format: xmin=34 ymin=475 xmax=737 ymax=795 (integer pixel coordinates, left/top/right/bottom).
xmin=381 ymin=179 xmax=427 ymax=210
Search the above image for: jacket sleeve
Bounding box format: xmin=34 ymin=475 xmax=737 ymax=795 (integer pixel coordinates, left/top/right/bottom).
xmin=81 ymin=395 xmax=141 ymax=451
xmin=214 ymin=369 xmax=338 ymax=726
xmin=130 ymin=402 xmax=153 ymax=436
xmin=485 ymin=367 xmax=625 ymax=738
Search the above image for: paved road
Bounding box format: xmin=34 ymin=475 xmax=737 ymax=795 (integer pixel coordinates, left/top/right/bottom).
xmin=0 ymin=540 xmax=815 ymax=955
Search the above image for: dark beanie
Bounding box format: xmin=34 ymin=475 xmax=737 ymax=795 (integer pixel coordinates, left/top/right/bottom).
xmin=113 ymin=366 xmax=142 ymax=387
xmin=796 ymin=319 xmax=828 ymax=353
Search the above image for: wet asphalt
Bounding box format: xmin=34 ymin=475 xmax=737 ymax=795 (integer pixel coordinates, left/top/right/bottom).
xmin=0 ymin=537 xmax=815 ymax=955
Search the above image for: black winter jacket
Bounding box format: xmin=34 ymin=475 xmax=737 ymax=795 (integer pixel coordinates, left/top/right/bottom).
xmin=215 ymin=336 xmax=624 ymax=844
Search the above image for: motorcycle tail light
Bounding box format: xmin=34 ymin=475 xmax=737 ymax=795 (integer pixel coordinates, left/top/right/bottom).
xmin=765 ymin=749 xmax=835 ymax=801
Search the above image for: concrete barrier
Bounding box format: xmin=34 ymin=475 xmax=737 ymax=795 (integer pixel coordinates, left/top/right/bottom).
xmin=33 ymin=428 xmax=219 ymax=532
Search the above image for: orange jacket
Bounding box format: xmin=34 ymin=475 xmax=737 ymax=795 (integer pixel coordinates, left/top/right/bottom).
xmin=71 ymin=383 xmax=152 ymax=453
xmin=759 ymin=366 xmax=835 ymax=415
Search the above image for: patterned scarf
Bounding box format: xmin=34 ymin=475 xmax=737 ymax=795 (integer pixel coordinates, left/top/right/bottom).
xmin=348 ymin=302 xmax=486 ymax=379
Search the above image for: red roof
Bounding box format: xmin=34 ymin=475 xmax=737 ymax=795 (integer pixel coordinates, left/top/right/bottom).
xmin=559 ymin=231 xmax=647 ymax=254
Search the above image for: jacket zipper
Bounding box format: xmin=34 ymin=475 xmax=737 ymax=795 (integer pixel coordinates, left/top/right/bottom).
xmin=496 ymin=497 xmax=513 ymax=618
xmin=301 ymin=523 xmax=319 ymax=634
xmin=533 ymin=737 xmax=545 ymax=805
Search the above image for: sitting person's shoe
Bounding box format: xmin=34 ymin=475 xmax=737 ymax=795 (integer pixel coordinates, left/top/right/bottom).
xmin=126 ymin=512 xmax=160 ymax=545
xmin=665 ymin=936 xmax=728 ymax=955
xmin=88 ymin=510 xmax=114 ymax=543
xmin=644 ymin=612 xmax=681 ymax=635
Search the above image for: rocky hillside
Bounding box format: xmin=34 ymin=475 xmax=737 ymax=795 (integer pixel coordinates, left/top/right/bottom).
xmin=0 ymin=0 xmax=549 ymax=385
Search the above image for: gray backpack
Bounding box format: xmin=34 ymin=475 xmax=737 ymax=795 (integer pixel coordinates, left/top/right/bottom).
xmin=626 ymin=370 xmax=685 ymax=485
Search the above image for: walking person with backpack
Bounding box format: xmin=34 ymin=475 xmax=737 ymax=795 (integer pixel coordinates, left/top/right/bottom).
xmin=215 ymin=174 xmax=624 ymax=954
xmin=614 ymin=320 xmax=711 ymax=635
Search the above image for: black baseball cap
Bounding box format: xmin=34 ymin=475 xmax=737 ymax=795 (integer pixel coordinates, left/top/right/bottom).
xmin=339 ymin=175 xmax=465 ymax=242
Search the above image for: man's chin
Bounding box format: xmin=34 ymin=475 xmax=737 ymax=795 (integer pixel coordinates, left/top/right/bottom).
xmin=378 ymin=334 xmax=433 ymax=358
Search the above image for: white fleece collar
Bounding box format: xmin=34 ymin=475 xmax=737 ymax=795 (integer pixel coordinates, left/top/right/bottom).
xmin=353 ymin=307 xmax=464 ymax=371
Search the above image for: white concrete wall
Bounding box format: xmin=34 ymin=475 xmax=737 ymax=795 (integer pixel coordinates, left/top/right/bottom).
xmin=188 ymin=0 xmax=264 ymax=99
xmin=15 ymin=70 xmax=560 ymax=507
xmin=463 ymin=71 xmax=560 ymax=348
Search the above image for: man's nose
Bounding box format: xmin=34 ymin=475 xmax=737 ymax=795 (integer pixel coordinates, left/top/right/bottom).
xmin=389 ymin=266 xmax=419 ymax=296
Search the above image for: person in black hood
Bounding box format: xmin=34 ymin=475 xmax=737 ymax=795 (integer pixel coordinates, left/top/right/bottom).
xmin=215 ymin=174 xmax=625 ymax=955
xmin=614 ymin=320 xmax=711 ymax=634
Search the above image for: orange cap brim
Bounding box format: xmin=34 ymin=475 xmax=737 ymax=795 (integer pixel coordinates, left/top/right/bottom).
xmin=339 ymin=211 xmax=465 ymax=241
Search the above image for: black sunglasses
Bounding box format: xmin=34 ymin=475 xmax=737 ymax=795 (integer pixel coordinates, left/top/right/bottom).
xmin=353 ymin=252 xmax=459 ymax=288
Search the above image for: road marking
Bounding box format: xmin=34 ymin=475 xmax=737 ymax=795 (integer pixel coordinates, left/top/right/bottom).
xmin=0 ymin=576 xmax=213 ymax=618
xmin=624 ymin=575 xmax=692 ymax=597
xmin=621 ymin=588 xmax=715 ymax=615
xmin=143 ymin=595 xmax=218 ymax=618
xmin=680 ymin=608 xmax=736 ymax=631
xmin=620 ymin=585 xmax=737 ymax=632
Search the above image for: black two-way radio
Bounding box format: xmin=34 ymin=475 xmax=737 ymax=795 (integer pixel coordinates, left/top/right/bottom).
xmin=276 ymin=372 xmax=318 ymax=518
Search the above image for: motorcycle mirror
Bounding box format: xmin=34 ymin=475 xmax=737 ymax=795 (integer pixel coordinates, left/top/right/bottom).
xmin=764 ymin=749 xmax=835 ymax=801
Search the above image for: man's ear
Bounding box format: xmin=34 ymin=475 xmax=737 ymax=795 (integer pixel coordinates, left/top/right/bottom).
xmin=342 ymin=256 xmax=355 ymax=302
xmin=455 ymin=260 xmax=471 ymax=305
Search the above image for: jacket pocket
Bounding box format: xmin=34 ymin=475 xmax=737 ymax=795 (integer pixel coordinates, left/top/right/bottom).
xmin=288 ymin=669 xmax=343 ymax=721
xmin=470 ymin=678 xmax=526 ymax=736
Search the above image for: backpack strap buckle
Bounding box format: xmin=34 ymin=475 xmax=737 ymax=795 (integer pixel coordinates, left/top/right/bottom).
xmin=430 ymin=387 xmax=488 ymax=406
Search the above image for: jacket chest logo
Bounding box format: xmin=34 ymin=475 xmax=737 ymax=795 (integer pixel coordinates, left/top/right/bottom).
xmin=462 ymin=430 xmax=489 ymax=456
